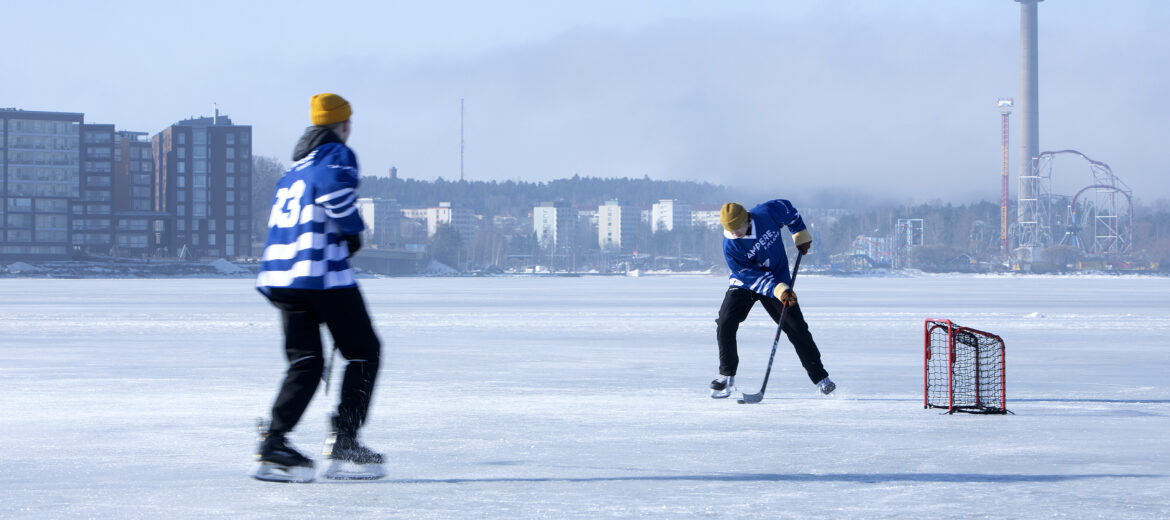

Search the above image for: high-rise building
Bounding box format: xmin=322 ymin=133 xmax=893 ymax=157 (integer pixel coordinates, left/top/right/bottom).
xmin=0 ymin=109 xmax=83 ymax=257
xmin=152 ymin=112 xmax=252 ymax=258
xmin=113 ymin=131 xmax=154 ymax=212
xmin=75 ymin=123 xmax=116 ymax=254
xmin=112 ymin=130 xmax=167 ymax=257
xmin=651 ymin=199 xmax=692 ymax=233
xmin=597 ymin=199 xmax=638 ymax=253
xmin=533 ymin=201 xmax=577 ymax=250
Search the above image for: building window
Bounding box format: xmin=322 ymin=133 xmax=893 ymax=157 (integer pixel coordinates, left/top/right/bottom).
xmin=178 ymin=133 xmax=186 ymax=145
xmin=226 ymin=148 xmax=235 ymax=159
xmin=177 ymin=175 xmax=186 ymax=188
xmin=177 ymin=147 xmax=186 ymax=159
xmin=7 ymin=214 xmax=32 ymax=227
xmin=177 ymin=162 xmax=186 ymax=174
xmin=226 ymin=133 xmax=235 ymax=145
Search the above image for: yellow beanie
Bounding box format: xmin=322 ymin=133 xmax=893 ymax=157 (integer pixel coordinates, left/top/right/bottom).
xmin=720 ymin=202 xmax=749 ymax=231
xmin=310 ymin=93 xmax=352 ymax=126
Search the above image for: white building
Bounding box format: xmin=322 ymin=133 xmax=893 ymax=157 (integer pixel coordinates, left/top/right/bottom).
xmin=597 ymin=200 xmax=639 ymax=252
xmin=651 ymin=199 xmax=693 ymax=233
xmin=533 ymin=201 xmax=577 ymax=250
xmin=400 ymin=207 xmax=428 ymax=221
xmin=355 ymin=197 xmax=402 ymax=248
xmin=427 ymin=202 xmax=477 ymax=245
xmin=692 ymin=210 xmax=723 ymax=230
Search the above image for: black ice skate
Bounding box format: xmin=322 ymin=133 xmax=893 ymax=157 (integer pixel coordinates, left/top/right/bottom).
xmin=817 ymin=377 xmax=836 ymax=395
xmin=253 ymin=428 xmax=315 ymax=483
xmin=710 ymin=375 xmax=737 ymax=399
xmin=322 ymin=416 xmax=385 ymax=480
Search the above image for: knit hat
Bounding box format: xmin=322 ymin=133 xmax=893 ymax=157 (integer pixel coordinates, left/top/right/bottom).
xmin=310 ymin=93 xmax=352 ymax=126
xmin=720 ymin=202 xmax=749 ymax=231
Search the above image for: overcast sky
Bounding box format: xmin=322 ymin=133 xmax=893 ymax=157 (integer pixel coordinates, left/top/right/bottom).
xmin=5 ymin=0 xmax=1168 ymax=204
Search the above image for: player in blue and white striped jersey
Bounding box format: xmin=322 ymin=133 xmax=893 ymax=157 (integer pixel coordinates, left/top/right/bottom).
xmin=709 ymin=200 xmax=835 ymax=399
xmin=253 ymin=94 xmax=384 ymax=482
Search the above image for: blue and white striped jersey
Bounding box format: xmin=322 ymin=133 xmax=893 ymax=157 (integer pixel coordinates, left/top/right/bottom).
xmin=722 ymin=199 xmax=811 ymax=297
xmin=256 ymin=142 xmax=365 ymax=290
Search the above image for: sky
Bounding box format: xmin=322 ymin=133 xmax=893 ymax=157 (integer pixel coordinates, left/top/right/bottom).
xmin=4 ymin=0 xmax=1169 ymax=205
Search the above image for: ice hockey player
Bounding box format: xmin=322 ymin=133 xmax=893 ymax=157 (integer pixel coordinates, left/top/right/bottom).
xmin=709 ymin=200 xmax=835 ymax=399
xmin=252 ymin=93 xmax=385 ymax=482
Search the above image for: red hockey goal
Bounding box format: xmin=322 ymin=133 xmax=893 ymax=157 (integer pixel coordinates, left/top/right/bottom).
xmin=924 ymin=319 xmax=1008 ymax=414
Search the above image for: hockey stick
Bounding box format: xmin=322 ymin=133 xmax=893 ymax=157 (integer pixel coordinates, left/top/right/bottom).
xmin=738 ymin=251 xmax=804 ymax=404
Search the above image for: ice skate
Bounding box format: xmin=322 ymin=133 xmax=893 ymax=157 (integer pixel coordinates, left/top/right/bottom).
xmin=322 ymin=417 xmax=385 ymax=480
xmin=709 ymin=375 xmax=737 ymax=399
xmin=253 ymin=430 xmax=315 ymax=483
xmin=817 ymin=377 xmax=836 ymax=395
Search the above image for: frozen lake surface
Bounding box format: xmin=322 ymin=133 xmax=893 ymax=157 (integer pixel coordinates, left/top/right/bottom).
xmin=1 ymin=274 xmax=1168 ymax=518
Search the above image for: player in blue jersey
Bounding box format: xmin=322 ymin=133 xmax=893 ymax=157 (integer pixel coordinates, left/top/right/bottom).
xmin=709 ymin=200 xmax=835 ymax=399
xmin=252 ymin=94 xmax=384 ymax=482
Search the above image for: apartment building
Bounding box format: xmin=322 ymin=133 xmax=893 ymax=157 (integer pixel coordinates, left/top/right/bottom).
xmin=152 ymin=112 xmax=252 ymax=258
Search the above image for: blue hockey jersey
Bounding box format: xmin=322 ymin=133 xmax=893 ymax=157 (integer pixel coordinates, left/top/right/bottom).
xmin=256 ymin=142 xmax=365 ymax=290
xmin=723 ymin=199 xmax=812 ymax=297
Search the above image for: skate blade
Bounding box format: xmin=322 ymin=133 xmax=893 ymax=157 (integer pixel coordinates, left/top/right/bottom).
xmin=323 ymin=459 xmax=386 ymax=480
xmin=253 ymin=462 xmax=315 ymax=483
xmin=710 ymin=387 xmax=739 ymax=399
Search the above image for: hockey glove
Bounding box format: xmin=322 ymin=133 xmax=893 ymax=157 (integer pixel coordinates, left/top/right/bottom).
xmin=797 ymin=240 xmax=812 ymax=255
xmin=773 ymin=284 xmax=797 ymax=305
xmin=343 ymin=234 xmax=362 ymax=256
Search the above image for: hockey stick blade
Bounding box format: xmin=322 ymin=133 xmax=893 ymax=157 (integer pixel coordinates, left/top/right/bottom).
xmin=738 ymin=392 xmax=764 ymax=404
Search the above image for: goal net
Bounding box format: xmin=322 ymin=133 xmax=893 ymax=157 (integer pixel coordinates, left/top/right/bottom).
xmin=924 ymin=319 xmax=1007 ymax=414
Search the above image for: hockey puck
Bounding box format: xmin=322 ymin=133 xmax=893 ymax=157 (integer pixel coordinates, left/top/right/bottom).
xmin=736 ymin=399 xmax=746 ymax=404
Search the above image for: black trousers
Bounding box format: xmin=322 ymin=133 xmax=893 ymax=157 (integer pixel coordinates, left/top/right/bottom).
xmin=716 ymin=286 xmax=828 ymax=383
xmin=263 ymin=286 xmax=381 ymax=436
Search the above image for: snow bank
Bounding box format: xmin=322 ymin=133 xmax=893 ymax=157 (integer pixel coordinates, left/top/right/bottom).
xmin=421 ymin=260 xmax=458 ymax=275
xmin=6 ymin=262 xmax=41 ymax=273
xmin=209 ymin=258 xmax=246 ymax=274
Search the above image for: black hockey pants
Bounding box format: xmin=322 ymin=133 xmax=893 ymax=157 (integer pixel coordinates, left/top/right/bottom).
xmin=264 ymin=286 xmax=380 ymax=436
xmin=716 ymin=286 xmax=828 ymax=383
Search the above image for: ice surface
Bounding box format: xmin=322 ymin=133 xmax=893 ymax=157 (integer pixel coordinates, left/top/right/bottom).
xmin=0 ymin=275 xmax=1167 ymax=518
